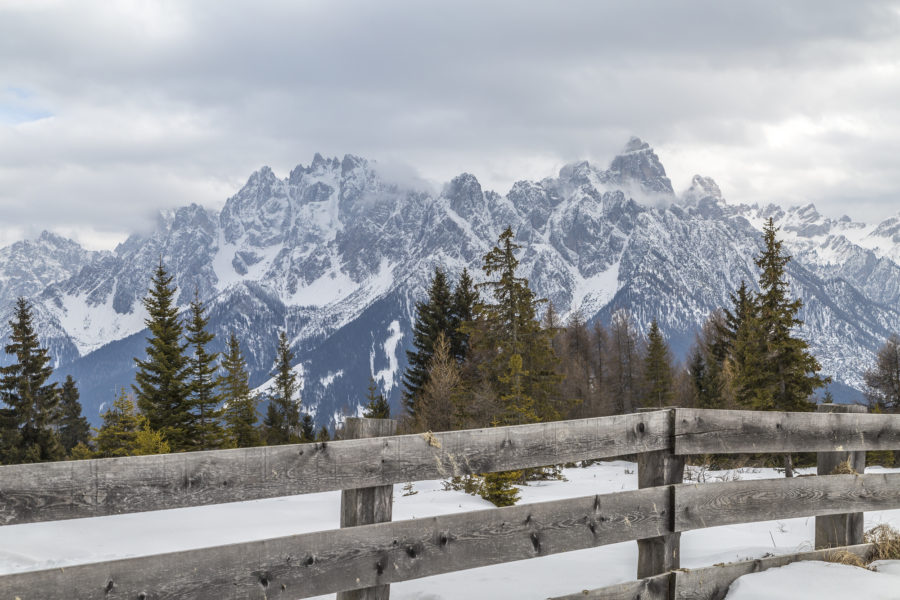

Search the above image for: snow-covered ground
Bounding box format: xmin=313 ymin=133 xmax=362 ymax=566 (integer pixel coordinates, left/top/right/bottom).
xmin=2 ymin=461 xmax=899 ymax=599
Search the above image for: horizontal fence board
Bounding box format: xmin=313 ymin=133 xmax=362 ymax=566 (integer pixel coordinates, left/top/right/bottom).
xmin=0 ymin=411 xmax=670 ymax=525
xmin=675 ymin=473 xmax=900 ymax=532
xmin=548 ymin=573 xmax=670 ymax=600
xmin=675 ymin=408 xmax=900 ymax=455
xmin=0 ymin=487 xmax=670 ymax=600
xmin=673 ymin=543 xmax=873 ymax=600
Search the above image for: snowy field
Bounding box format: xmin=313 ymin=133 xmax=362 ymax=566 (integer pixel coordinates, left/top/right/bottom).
xmin=2 ymin=461 xmax=900 ymax=599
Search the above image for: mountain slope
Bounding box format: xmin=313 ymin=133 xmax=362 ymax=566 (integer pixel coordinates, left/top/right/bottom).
xmin=1 ymin=138 xmax=897 ymax=424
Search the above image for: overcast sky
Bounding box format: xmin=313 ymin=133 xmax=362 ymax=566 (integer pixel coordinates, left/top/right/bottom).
xmin=2 ymin=0 xmax=900 ymax=250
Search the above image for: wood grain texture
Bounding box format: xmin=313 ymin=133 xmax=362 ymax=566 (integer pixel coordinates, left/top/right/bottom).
xmin=338 ymin=418 xmax=397 ymax=600
xmin=673 ymin=543 xmax=873 ymax=600
xmin=637 ymin=408 xmax=684 ymax=579
xmin=815 ymin=404 xmax=867 ymax=549
xmin=548 ymin=573 xmax=671 ymax=600
xmin=675 ymin=473 xmax=900 ymax=532
xmin=0 ymin=487 xmax=671 ymax=600
xmin=0 ymin=410 xmax=671 ymax=525
xmin=674 ymin=408 xmax=900 ymax=455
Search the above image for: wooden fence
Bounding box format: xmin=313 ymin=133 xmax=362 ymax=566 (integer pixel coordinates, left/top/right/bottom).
xmin=1 ymin=404 xmax=898 ymax=600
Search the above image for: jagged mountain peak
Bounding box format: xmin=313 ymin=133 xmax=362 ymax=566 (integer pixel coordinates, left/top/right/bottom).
xmin=607 ymin=137 xmax=674 ymax=196
xmin=621 ymin=136 xmax=651 ymax=154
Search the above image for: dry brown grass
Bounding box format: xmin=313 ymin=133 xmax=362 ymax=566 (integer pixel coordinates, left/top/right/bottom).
xmin=823 ymin=549 xmax=868 ymax=568
xmin=829 ymin=458 xmax=859 ymax=475
xmin=865 ymin=524 xmax=900 ymax=561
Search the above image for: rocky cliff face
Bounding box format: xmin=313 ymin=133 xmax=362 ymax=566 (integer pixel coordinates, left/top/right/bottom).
xmin=1 ymin=138 xmax=898 ymax=424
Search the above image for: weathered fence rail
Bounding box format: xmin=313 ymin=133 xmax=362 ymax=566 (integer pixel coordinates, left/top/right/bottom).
xmin=1 ymin=405 xmax=899 ymax=600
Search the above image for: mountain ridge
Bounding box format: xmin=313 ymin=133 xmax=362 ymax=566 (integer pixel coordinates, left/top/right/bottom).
xmin=2 ymin=138 xmax=898 ymax=425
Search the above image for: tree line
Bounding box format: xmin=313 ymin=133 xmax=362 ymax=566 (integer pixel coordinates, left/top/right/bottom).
xmin=0 ymin=262 xmax=332 ymax=465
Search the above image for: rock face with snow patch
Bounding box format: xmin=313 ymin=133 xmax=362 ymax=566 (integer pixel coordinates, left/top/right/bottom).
xmin=1 ymin=139 xmax=899 ymax=424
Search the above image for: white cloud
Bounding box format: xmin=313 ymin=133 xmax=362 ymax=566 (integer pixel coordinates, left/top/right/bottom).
xmin=1 ymin=0 xmax=900 ymax=249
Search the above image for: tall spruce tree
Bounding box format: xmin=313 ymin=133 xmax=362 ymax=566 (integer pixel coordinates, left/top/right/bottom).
xmin=642 ymin=320 xmax=674 ymax=408
xmin=263 ymin=330 xmax=301 ymax=445
xmin=746 ymin=218 xmax=827 ymax=411
xmin=473 ymin=227 xmax=562 ymax=425
xmin=450 ymin=268 xmax=478 ymax=362
xmin=58 ymin=375 xmax=91 ymax=454
xmin=402 ymin=268 xmax=454 ymax=419
xmin=0 ymin=297 xmax=63 ymax=463
xmin=220 ymin=332 xmax=261 ymax=447
xmin=185 ymin=291 xmax=225 ymax=450
xmin=133 ymin=262 xmax=191 ymax=451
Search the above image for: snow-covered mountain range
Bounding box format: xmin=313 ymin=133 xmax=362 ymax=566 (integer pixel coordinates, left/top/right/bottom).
xmin=2 ymin=138 xmax=898 ymax=425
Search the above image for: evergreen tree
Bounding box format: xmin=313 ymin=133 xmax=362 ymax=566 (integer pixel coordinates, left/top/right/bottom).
xmin=219 ymin=332 xmax=261 ymax=448
xmin=95 ymin=388 xmax=169 ymax=458
xmin=133 ymin=262 xmax=191 ymax=451
xmin=263 ymin=330 xmax=301 ymax=445
xmin=362 ymin=377 xmax=391 ymax=419
xmin=742 ymin=219 xmax=827 ymax=411
xmin=57 ymin=375 xmax=91 ymax=454
xmin=299 ymin=413 xmax=316 ymax=442
xmin=472 ymin=226 xmax=562 ymax=425
xmin=642 ymin=320 xmax=674 ymax=408
xmin=864 ymin=334 xmax=900 ymax=412
xmin=688 ymin=310 xmax=732 ymax=409
xmin=316 ymin=424 xmax=331 ymax=442
xmin=0 ymin=297 xmax=63 ymax=463
xmin=465 ymin=227 xmax=562 ymax=505
xmin=185 ymin=291 xmax=225 ymax=450
xmin=450 ymin=268 xmax=479 ymax=362
xmin=402 ymin=268 xmax=454 ymax=419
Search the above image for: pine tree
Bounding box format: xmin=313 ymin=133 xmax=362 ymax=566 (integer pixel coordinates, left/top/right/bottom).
xmin=642 ymin=320 xmax=674 ymax=408
xmin=133 ymin=262 xmax=191 ymax=451
xmin=746 ymin=219 xmax=828 ymax=411
xmin=403 ymin=268 xmax=454 ymax=419
xmin=95 ymin=389 xmax=145 ymax=458
xmin=472 ymin=226 xmax=562 ymax=425
xmin=299 ymin=413 xmax=316 ymax=442
xmin=263 ymin=330 xmax=301 ymax=445
xmin=219 ymin=332 xmax=261 ymax=448
xmin=316 ymin=424 xmax=331 ymax=442
xmin=864 ymin=334 xmax=900 ymax=412
xmin=362 ymin=377 xmax=391 ymax=419
xmin=185 ymin=291 xmax=225 ymax=450
xmin=0 ymin=297 xmax=64 ymax=463
xmin=450 ymin=268 xmax=479 ymax=362
xmin=57 ymin=375 xmax=91 ymax=454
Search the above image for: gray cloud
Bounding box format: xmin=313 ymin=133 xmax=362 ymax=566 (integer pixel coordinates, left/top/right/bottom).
xmin=2 ymin=0 xmax=900 ymax=248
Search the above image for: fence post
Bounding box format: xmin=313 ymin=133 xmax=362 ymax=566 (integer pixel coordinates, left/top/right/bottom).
xmin=637 ymin=408 xmax=683 ymax=580
xmin=815 ymin=403 xmax=867 ymax=549
xmin=337 ymin=417 xmax=398 ymax=600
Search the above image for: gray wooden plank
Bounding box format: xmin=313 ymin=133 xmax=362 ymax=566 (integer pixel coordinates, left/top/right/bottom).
xmin=675 ymin=473 xmax=900 ymax=532
xmin=0 ymin=486 xmax=671 ymax=600
xmin=815 ymin=404 xmax=867 ymax=549
xmin=548 ymin=573 xmax=671 ymax=600
xmin=338 ymin=418 xmax=397 ymax=600
xmin=637 ymin=409 xmax=684 ymax=579
xmin=0 ymin=410 xmax=671 ymax=525
xmin=675 ymin=408 xmax=900 ymax=455
xmin=673 ymin=543 xmax=872 ymax=600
